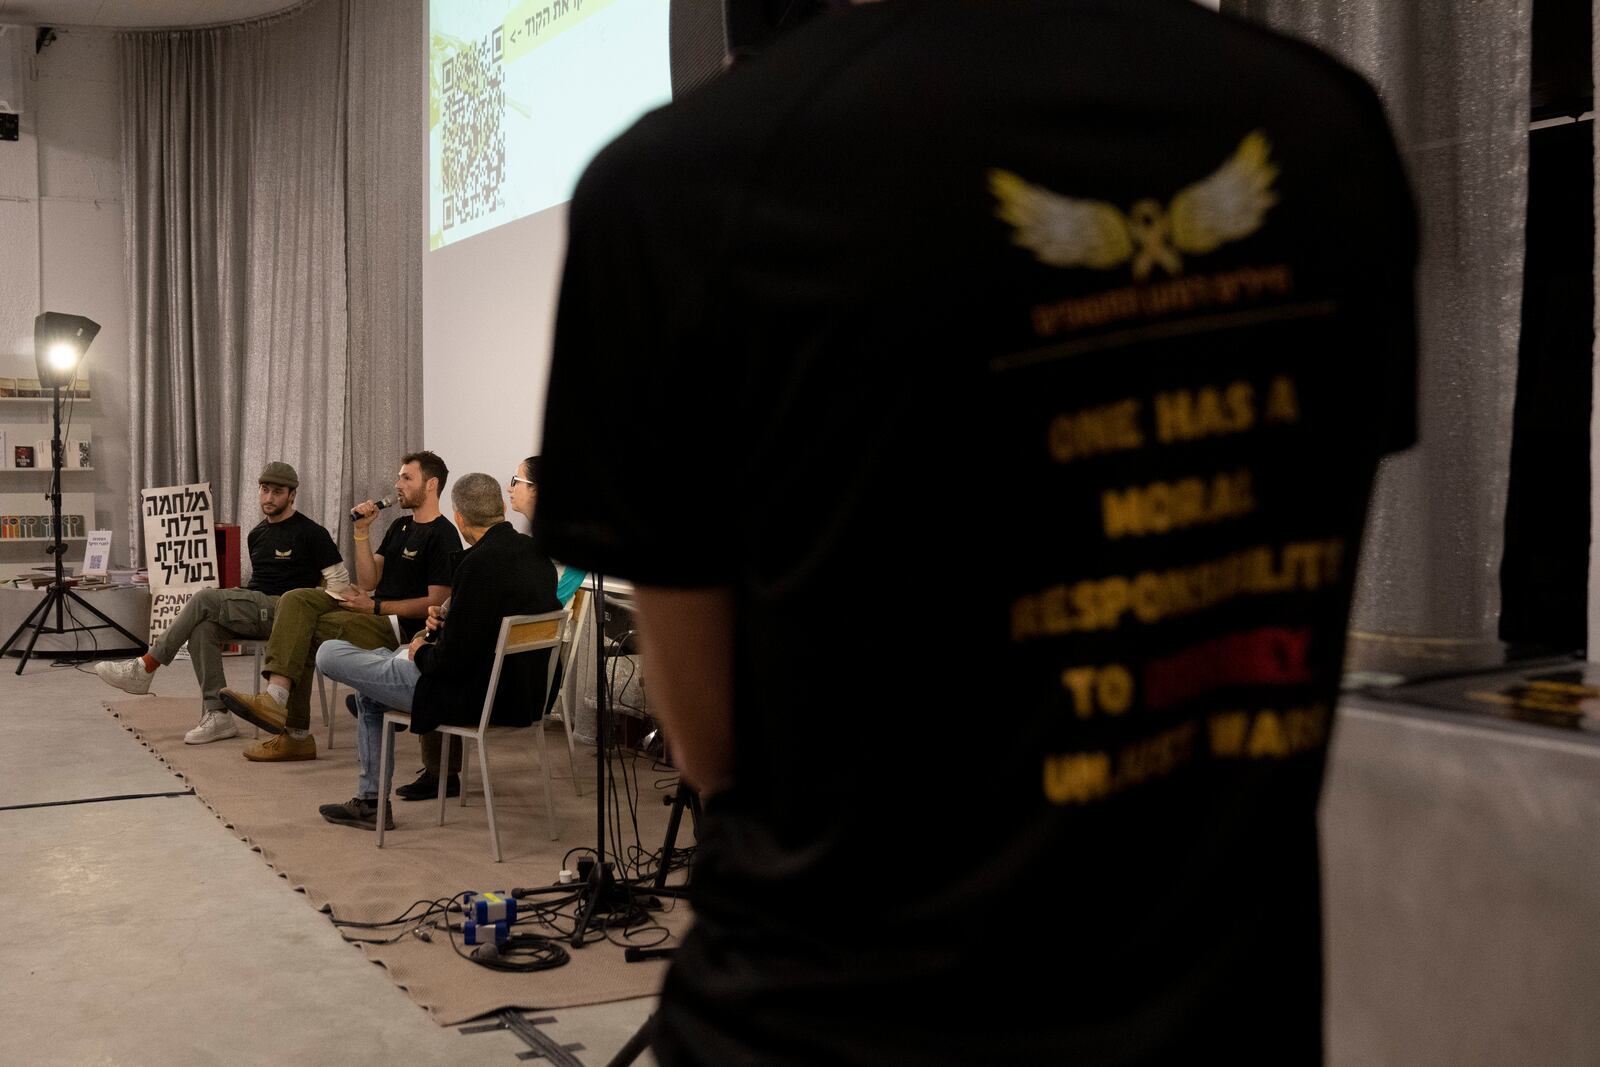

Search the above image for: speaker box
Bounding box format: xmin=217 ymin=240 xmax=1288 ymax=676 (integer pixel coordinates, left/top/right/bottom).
xmin=0 ymin=26 xmax=24 ymax=116
xmin=215 ymin=524 xmax=242 ymax=589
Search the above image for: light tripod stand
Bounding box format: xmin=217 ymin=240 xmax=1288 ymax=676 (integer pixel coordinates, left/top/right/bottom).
xmin=0 ymin=313 xmax=146 ymax=673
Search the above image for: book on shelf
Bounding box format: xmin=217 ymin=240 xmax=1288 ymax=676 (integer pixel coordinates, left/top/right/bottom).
xmin=0 ymin=513 xmax=86 ymax=539
xmin=12 ymin=445 xmax=33 ymax=468
xmin=15 ymin=378 xmax=40 ymax=398
xmin=0 ymin=377 xmax=14 ymax=397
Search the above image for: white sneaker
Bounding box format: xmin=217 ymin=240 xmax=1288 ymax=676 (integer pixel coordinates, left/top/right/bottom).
xmin=95 ymin=657 xmax=153 ymax=696
xmin=184 ymin=710 xmax=239 ymax=745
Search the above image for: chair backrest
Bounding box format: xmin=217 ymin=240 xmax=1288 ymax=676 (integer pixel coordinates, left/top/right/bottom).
xmin=476 ymin=608 xmax=570 ymax=734
xmin=550 ymin=587 xmax=590 ymax=715
xmin=557 ymin=588 xmax=585 ymax=664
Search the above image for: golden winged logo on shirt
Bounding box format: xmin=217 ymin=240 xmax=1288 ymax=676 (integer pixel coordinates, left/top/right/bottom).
xmin=989 ymin=131 xmax=1279 ymax=281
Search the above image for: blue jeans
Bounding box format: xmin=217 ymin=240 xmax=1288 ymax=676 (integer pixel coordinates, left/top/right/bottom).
xmin=316 ymin=640 xmax=420 ymax=800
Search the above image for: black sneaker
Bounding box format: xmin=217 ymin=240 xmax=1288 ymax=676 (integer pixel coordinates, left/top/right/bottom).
xmin=318 ymin=797 xmax=394 ymax=831
xmin=345 ymin=693 xmax=360 ymax=719
xmin=395 ymin=769 xmax=461 ymax=801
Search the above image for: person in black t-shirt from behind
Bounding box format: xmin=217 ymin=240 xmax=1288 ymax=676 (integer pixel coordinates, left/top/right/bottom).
xmin=95 ymin=461 xmax=345 ymax=746
xmin=221 ymin=452 xmax=457 ymax=768
xmin=537 ymin=1 xmax=1417 ymax=1063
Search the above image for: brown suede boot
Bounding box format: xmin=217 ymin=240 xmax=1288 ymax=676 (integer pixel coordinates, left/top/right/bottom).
xmin=242 ymin=732 xmax=316 ymax=762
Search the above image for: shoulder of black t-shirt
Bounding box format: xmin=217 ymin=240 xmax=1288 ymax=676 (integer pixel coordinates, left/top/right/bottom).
xmin=377 ymin=515 xmax=410 ymax=554
xmin=424 ymin=515 xmax=459 ymax=543
xmin=377 ymin=514 xmax=458 ymax=554
xmin=249 ymin=512 xmax=301 ymax=541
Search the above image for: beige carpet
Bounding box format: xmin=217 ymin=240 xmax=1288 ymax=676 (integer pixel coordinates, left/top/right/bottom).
xmin=105 ymin=697 xmax=692 ymax=1025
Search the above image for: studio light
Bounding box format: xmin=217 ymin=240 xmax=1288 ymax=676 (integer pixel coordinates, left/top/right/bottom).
xmin=3 ymin=308 xmax=141 ymax=672
xmin=33 ymin=311 xmax=99 ymax=388
xmin=46 ymin=342 xmax=78 ymax=371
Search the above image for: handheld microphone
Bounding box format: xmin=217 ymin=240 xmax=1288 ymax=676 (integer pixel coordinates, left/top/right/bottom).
xmin=351 ymin=497 xmax=393 ymax=523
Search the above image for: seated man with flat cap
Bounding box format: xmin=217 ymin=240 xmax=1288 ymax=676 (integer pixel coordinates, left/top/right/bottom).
xmin=94 ymin=462 xmax=345 ymax=744
xmin=312 ymin=471 xmax=559 ymax=829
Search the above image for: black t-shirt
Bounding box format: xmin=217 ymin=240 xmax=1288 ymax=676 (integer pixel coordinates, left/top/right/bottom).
xmin=246 ymin=512 xmax=341 ymax=598
xmin=374 ymin=514 xmax=459 ymax=637
xmin=537 ymin=1 xmax=1417 ymax=1063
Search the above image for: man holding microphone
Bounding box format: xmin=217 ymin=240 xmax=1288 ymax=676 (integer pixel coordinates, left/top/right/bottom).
xmin=221 ymin=451 xmax=456 ymax=765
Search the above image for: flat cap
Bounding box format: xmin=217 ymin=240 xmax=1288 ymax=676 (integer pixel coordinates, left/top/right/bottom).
xmin=258 ymin=461 xmax=299 ymax=489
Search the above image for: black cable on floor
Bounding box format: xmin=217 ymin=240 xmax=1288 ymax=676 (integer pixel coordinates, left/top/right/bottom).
xmin=0 ymin=788 xmax=196 ymax=812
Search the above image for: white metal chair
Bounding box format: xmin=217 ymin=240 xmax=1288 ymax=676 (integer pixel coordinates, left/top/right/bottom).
xmin=548 ymin=588 xmax=588 ymax=795
xmin=376 ymin=608 xmax=570 ymax=861
xmin=237 ymin=607 xmax=408 ymax=749
xmin=237 ymin=640 xmax=336 ymax=750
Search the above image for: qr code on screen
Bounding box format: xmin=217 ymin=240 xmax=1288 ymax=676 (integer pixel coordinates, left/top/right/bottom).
xmin=441 ymin=26 xmax=506 ymax=231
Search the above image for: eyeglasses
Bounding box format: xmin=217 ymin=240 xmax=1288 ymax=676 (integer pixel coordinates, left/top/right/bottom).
xmin=508 ymin=475 xmax=536 ymax=491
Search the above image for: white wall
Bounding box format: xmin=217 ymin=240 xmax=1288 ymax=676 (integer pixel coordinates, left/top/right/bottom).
xmin=422 ymin=203 xmax=566 ymax=526
xmin=0 ymin=28 xmax=133 ymax=575
xmin=421 ymin=0 xmax=1223 ymax=521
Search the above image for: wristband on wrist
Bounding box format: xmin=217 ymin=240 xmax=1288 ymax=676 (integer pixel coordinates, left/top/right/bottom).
xmin=353 ymin=534 xmax=368 ymax=542
xmin=373 ymin=597 xmax=381 ymax=616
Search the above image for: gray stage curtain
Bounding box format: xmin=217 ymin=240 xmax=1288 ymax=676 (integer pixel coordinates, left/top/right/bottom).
xmin=123 ymin=0 xmax=425 ymax=570
xmin=122 ymin=0 xmax=349 ymax=565
xmin=343 ymin=0 xmax=426 ymax=556
xmin=1223 ymin=1 xmax=1532 ymax=643
xmin=1592 ymin=3 xmax=1600 ymax=655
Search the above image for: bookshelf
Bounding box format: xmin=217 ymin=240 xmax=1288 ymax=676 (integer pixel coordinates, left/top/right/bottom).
xmin=0 ymin=360 xmax=100 ymax=580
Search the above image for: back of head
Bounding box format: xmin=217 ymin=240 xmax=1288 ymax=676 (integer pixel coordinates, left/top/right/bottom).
xmin=451 ymin=472 xmax=505 ymax=529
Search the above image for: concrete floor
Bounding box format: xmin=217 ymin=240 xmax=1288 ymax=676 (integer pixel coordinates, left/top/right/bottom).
xmin=0 ymin=651 xmax=657 ymax=1067
xmin=5 ymin=643 xmax=1598 ymax=1065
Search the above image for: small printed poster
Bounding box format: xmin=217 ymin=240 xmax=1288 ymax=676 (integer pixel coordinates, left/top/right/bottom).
xmin=13 ymin=445 xmax=34 ymax=468
xmin=83 ymin=530 xmax=112 ymax=576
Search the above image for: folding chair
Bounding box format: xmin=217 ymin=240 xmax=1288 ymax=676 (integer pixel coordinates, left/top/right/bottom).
xmin=237 ymin=640 xmax=337 ymax=750
xmin=548 ymin=588 xmax=588 ymax=795
xmin=376 ymin=608 xmax=570 ymax=861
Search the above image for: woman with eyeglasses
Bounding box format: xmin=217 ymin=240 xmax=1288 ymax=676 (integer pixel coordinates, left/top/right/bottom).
xmin=511 ymin=456 xmax=585 ymax=606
